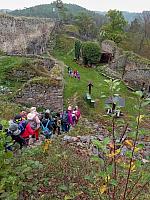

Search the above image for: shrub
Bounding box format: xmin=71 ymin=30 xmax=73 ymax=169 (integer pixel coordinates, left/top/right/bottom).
xmin=0 ymin=122 xmax=20 ymax=200
xmin=74 ymin=40 xmax=82 ymax=60
xmin=82 ymin=42 xmax=101 ymax=65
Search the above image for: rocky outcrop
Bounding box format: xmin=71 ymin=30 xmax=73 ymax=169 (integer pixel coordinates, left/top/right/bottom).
xmin=0 ymin=14 xmax=55 ymax=54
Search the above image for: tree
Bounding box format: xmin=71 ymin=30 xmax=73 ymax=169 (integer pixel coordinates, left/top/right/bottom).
xmin=82 ymin=42 xmax=101 ymax=65
xmin=74 ymin=40 xmax=82 ymax=60
xmin=54 ymin=0 xmax=72 ymax=23
xmin=55 ymin=0 xmax=63 ymax=9
xmin=130 ymin=18 xmax=141 ymax=33
xmin=100 ymin=10 xmax=127 ymax=43
xmin=75 ymin=12 xmax=98 ymax=38
xmin=138 ymin=11 xmax=150 ymax=53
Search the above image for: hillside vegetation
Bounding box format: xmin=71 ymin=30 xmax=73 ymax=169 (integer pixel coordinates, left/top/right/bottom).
xmin=10 ymin=3 xmax=140 ymax=22
xmin=0 ymin=32 xmax=149 ymax=199
xmin=0 ymin=6 xmax=149 ymax=199
xmin=52 ymin=32 xmax=150 ymax=125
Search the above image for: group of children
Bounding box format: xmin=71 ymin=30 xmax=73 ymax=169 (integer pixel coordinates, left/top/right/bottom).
xmin=0 ymin=106 xmax=81 ymax=150
xmin=67 ymin=66 xmax=80 ymax=80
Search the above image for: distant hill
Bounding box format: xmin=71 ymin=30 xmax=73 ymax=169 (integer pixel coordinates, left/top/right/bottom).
xmin=9 ymin=3 xmax=106 ymax=27
xmin=96 ymin=11 xmax=141 ymax=23
xmin=10 ymin=3 xmax=141 ymax=23
xmin=10 ymin=3 xmax=92 ymax=18
xmin=0 ymin=9 xmax=11 ymax=13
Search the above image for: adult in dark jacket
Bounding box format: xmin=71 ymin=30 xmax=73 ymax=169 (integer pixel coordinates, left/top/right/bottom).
xmin=7 ymin=122 xmax=26 ymax=148
xmin=41 ymin=111 xmax=53 ymax=138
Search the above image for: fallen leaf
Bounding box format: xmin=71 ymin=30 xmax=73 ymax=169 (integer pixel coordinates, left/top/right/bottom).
xmin=124 ymin=140 xmax=133 ymax=147
xmin=105 ymin=175 xmax=110 ymax=182
xmin=136 ymin=115 xmax=145 ymax=123
xmin=131 ymin=164 xmax=136 ymax=172
xmin=99 ymin=184 xmax=107 ymax=194
xmin=108 ymin=149 xmax=121 ymax=158
xmin=64 ymin=195 xmax=72 ymax=200
xmin=134 ymin=147 xmax=139 ymax=152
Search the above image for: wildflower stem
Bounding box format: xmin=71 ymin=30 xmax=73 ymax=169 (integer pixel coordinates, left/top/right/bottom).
xmin=112 ymin=117 xmax=117 ymax=200
xmin=131 ymin=181 xmax=149 ymax=200
xmin=122 ymin=99 xmax=142 ymax=200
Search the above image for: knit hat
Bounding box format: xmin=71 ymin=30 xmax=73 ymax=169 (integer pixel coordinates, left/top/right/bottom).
xmin=9 ymin=123 xmax=21 ymax=136
xmin=45 ymin=109 xmax=50 ymax=114
xmin=68 ymin=106 xmax=72 ymax=111
xmin=27 ymin=113 xmax=36 ymax=121
xmin=30 ymin=107 xmax=36 ymax=113
xmin=14 ymin=114 xmax=22 ymax=123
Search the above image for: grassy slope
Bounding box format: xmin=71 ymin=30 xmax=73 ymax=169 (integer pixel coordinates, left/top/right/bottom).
xmin=0 ymin=56 xmax=28 ymax=119
xmin=0 ymin=56 xmax=27 ymax=90
xmin=0 ymin=34 xmax=149 ymax=199
xmin=53 ymin=36 xmax=142 ymax=121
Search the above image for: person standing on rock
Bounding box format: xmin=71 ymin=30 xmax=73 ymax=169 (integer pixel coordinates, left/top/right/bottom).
xmin=88 ymin=81 xmax=93 ymax=95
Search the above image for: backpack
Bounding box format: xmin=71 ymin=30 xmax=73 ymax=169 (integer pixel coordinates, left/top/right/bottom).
xmin=62 ymin=112 xmax=68 ymax=123
xmin=19 ymin=120 xmax=28 ymax=134
xmin=41 ymin=120 xmax=52 ymax=138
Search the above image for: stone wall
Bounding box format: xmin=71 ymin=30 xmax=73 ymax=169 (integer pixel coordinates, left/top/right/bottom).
xmin=15 ymin=83 xmax=63 ymax=112
xmin=0 ymin=14 xmax=55 ymax=54
xmin=7 ymin=56 xmax=55 ymax=81
xmin=101 ymin=40 xmax=123 ymax=59
xmin=122 ymin=54 xmax=150 ymax=90
xmin=14 ymin=58 xmax=64 ymax=112
xmin=101 ymin=40 xmax=150 ymax=90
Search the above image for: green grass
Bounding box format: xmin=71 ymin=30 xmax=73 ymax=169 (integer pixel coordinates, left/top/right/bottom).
xmin=0 ymin=56 xmax=28 ymax=90
xmin=53 ymin=50 xmax=146 ymax=121
xmin=53 ymin=33 xmax=150 ymax=121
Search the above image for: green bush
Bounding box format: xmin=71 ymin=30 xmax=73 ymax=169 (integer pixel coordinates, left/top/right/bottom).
xmin=82 ymin=41 xmax=101 ymax=65
xmin=0 ymin=122 xmax=20 ymax=200
xmin=0 ymin=50 xmax=5 ymax=56
xmin=0 ymin=120 xmax=44 ymax=200
xmin=74 ymin=40 xmax=82 ymax=60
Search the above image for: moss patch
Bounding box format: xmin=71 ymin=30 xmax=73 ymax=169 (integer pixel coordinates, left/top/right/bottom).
xmin=124 ymin=51 xmax=150 ymax=66
xmin=54 ymin=34 xmax=75 ymax=55
xmin=64 ymin=24 xmax=79 ymax=34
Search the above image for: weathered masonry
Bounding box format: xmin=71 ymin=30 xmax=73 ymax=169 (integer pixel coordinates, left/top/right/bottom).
xmin=0 ymin=14 xmax=55 ymax=54
xmin=101 ymin=40 xmax=150 ymax=91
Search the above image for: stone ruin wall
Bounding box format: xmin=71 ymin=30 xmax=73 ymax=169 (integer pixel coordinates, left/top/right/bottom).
xmin=101 ymin=40 xmax=122 ymax=60
xmin=7 ymin=56 xmax=55 ymax=81
xmin=14 ymin=57 xmax=64 ymax=112
xmin=0 ymin=14 xmax=64 ymax=111
xmin=15 ymin=83 xmax=64 ymax=112
xmin=0 ymin=14 xmax=55 ymax=54
xmin=123 ymin=60 xmax=150 ymax=90
xmin=101 ymin=40 xmax=150 ymax=90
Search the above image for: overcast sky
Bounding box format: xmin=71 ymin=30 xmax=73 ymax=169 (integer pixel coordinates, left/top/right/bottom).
xmin=1 ymin=0 xmax=150 ymax=12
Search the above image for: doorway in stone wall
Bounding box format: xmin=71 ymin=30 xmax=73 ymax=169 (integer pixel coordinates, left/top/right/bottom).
xmin=100 ymin=52 xmax=113 ymax=63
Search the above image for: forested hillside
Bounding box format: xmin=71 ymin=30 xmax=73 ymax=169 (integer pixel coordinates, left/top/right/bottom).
xmin=10 ymin=3 xmax=95 ymax=18
xmin=10 ymin=3 xmax=140 ymax=23
xmin=96 ymin=11 xmax=140 ymax=23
